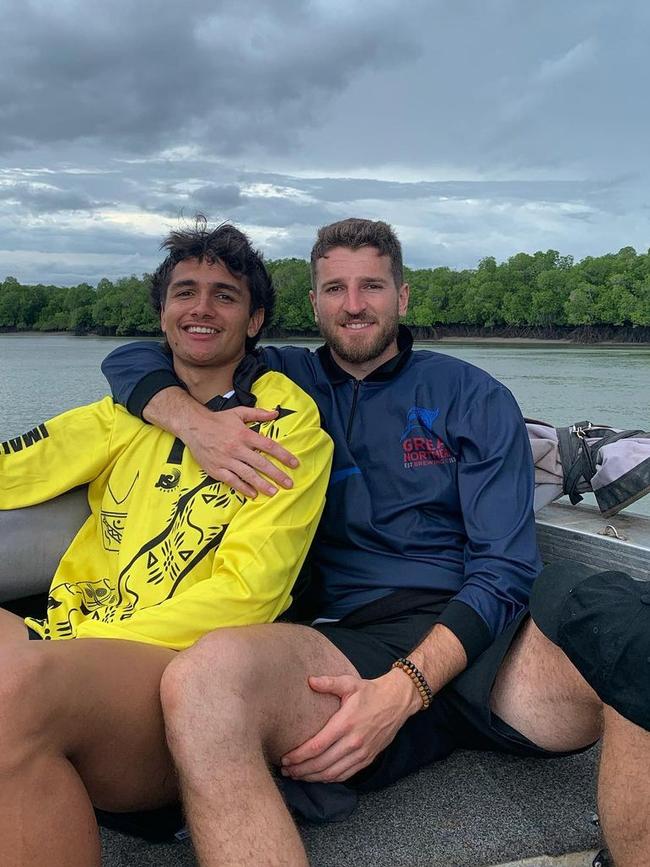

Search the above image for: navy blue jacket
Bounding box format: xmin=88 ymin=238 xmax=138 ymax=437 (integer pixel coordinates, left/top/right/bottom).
xmin=102 ymin=328 xmax=540 ymax=662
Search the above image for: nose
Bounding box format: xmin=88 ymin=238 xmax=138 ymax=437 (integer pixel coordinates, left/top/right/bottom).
xmin=343 ymin=286 xmax=367 ymax=316
xmin=190 ymin=290 xmax=214 ymax=318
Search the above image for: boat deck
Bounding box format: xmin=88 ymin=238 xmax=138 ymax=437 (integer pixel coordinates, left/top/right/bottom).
xmin=100 ymin=746 xmax=602 ymax=866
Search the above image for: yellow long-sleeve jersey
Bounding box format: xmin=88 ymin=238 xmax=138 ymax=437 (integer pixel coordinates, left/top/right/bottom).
xmin=0 ymin=368 xmax=332 ymax=650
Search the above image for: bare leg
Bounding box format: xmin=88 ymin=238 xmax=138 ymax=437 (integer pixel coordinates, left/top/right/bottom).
xmin=598 ymin=705 xmax=650 ymax=866
xmin=491 ymin=619 xmax=650 ymax=866
xmin=490 ymin=618 xmax=602 ymax=751
xmin=0 ymin=607 xmax=30 ymax=643
xmin=161 ymin=623 xmax=359 ymax=867
xmin=0 ymin=638 xmax=177 ymax=867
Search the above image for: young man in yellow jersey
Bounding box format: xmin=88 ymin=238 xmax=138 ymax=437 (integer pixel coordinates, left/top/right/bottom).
xmin=0 ymin=220 xmax=332 ymax=867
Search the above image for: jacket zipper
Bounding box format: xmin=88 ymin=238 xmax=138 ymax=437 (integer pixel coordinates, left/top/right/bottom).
xmin=346 ymin=379 xmax=361 ymax=443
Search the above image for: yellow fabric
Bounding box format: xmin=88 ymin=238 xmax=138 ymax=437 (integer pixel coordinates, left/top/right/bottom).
xmin=0 ymin=372 xmax=332 ymax=650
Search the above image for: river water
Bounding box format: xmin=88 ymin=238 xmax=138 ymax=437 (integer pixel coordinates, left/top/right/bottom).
xmin=1 ymin=332 xmax=649 ymax=512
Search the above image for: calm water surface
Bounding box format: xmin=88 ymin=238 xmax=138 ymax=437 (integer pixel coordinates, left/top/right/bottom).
xmin=2 ymin=333 xmax=648 ymax=433
xmin=1 ymin=332 xmax=649 ymax=512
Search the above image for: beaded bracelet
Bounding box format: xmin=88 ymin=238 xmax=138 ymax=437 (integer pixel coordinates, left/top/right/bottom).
xmin=391 ymin=657 xmax=434 ymax=710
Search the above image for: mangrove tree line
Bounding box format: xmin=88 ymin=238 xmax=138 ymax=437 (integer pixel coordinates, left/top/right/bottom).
xmin=1 ymin=246 xmax=649 ymax=338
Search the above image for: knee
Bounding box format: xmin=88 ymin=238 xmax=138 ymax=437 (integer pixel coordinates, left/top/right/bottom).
xmin=160 ymin=628 xmax=264 ymax=755
xmin=161 ymin=628 xmax=262 ymax=714
xmin=0 ymin=648 xmax=51 ymax=762
xmin=530 ymin=565 xmax=645 ymax=724
xmin=527 ymin=620 xmax=603 ymax=709
xmin=0 ymin=647 xmax=49 ymax=720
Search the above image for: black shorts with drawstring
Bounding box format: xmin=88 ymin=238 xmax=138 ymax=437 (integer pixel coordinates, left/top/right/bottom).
xmin=311 ymin=591 xmax=580 ymax=794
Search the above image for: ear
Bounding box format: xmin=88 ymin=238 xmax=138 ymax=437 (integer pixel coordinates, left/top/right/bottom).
xmin=398 ymin=282 xmax=409 ymax=317
xmin=247 ymin=307 xmax=265 ymax=338
xmin=309 ymin=289 xmax=319 ymax=323
xmin=159 ymin=305 xmax=167 ymax=335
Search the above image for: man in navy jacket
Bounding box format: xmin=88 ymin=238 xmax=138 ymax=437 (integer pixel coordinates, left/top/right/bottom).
xmin=103 ymin=218 xmax=647 ymax=867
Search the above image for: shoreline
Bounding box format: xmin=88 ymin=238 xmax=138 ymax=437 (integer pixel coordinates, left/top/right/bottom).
xmin=1 ymin=330 xmax=650 ymax=348
xmin=416 ymin=335 xmax=649 ymax=347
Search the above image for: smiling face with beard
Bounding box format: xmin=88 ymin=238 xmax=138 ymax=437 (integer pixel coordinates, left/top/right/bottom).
xmin=310 ymin=246 xmax=409 ymax=379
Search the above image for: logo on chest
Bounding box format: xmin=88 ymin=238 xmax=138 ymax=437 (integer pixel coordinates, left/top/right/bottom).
xmin=400 ymin=406 xmax=456 ymax=470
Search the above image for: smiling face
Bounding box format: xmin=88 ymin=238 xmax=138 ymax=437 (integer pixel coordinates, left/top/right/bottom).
xmin=310 ymin=245 xmax=409 ymax=378
xmin=160 ymin=257 xmax=264 ymax=394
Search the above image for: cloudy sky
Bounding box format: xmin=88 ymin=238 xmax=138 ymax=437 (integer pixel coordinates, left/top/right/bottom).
xmin=1 ymin=0 xmax=648 ymax=285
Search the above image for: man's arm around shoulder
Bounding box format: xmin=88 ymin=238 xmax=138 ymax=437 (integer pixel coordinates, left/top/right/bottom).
xmin=102 ymin=341 xmax=300 ymax=498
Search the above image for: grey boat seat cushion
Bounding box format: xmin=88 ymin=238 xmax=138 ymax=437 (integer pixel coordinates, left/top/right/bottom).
xmin=0 ymin=488 xmax=90 ymax=603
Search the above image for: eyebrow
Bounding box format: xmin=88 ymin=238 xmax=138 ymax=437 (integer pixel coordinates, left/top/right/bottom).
xmin=169 ymin=278 xmax=243 ymax=294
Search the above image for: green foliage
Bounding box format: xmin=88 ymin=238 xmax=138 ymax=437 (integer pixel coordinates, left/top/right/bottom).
xmin=267 ymin=258 xmax=315 ymax=332
xmin=1 ymin=246 xmax=650 ymax=335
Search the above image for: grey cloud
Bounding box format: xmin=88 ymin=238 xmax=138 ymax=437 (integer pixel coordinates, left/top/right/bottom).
xmin=0 ymin=0 xmax=417 ymax=157
xmin=141 ymin=183 xmax=243 ymax=218
xmin=127 ymin=158 xmax=631 ymax=218
xmin=260 ymin=226 xmax=320 ymax=262
xmin=256 ymin=175 xmax=621 ymax=206
xmin=0 ymin=222 xmax=156 ymax=259
xmin=288 ymin=0 xmax=650 ymax=178
xmin=3 ymin=153 xmax=648 ymax=286
xmin=562 ymin=212 xmax=597 ymax=223
xmin=12 ymin=260 xmax=149 ymax=285
xmin=142 ymin=190 xmax=336 ymax=230
xmin=3 ymin=0 xmax=648 ymax=180
xmin=237 ymin=194 xmax=336 ymax=229
xmin=192 ymin=184 xmax=242 ymax=210
xmin=0 ymin=182 xmax=104 ymax=214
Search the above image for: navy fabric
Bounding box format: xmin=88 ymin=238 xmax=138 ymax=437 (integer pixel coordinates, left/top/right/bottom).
xmin=102 ymin=328 xmax=540 ymax=661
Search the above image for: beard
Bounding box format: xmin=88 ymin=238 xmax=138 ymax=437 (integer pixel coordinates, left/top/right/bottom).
xmin=317 ymin=313 xmax=399 ymax=365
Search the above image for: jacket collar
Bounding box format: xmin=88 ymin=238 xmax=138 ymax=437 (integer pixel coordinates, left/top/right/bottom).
xmin=316 ymin=324 xmax=413 ymax=384
xmin=201 ymin=351 xmax=267 ymax=411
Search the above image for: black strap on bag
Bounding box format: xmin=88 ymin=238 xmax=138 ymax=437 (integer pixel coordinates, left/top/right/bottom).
xmin=556 ymin=421 xmax=645 ymax=505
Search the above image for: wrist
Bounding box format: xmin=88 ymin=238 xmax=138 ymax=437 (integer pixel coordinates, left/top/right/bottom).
xmin=165 ymin=398 xmax=213 ymax=447
xmin=391 ymin=657 xmax=434 ymax=713
xmin=386 ymin=668 xmax=426 ymax=718
xmin=143 ymin=386 xmax=194 ymax=435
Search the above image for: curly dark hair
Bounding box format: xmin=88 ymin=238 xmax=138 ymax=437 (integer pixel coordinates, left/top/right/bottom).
xmin=310 ymin=217 xmax=403 ymax=289
xmin=151 ymin=216 xmax=274 ymax=351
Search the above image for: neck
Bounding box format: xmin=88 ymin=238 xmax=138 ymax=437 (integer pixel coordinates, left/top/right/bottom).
xmin=173 ymin=356 xmax=241 ymax=403
xmin=330 ymin=339 xmax=400 ymax=380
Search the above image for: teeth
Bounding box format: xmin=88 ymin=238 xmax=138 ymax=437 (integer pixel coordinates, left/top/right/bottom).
xmin=344 ymin=323 xmax=372 ymax=329
xmin=187 ymin=326 xmax=218 ymax=334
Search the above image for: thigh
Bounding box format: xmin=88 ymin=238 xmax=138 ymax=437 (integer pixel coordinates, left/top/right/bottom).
xmin=186 ymin=623 xmax=360 ymax=761
xmin=10 ymin=638 xmax=178 ymax=812
xmin=225 ymin=609 xmax=446 ymax=759
xmin=489 ymin=616 xmax=602 ymax=752
xmin=0 ymin=607 xmax=30 ymax=644
xmin=440 ymin=610 xmax=557 ymax=756
xmin=442 ymin=611 xmax=598 ymax=756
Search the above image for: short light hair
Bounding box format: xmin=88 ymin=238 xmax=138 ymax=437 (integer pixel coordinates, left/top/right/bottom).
xmin=310 ymin=218 xmax=403 ymax=289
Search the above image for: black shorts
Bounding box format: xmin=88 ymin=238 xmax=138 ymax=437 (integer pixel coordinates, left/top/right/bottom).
xmin=313 ymin=602 xmax=570 ymax=793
